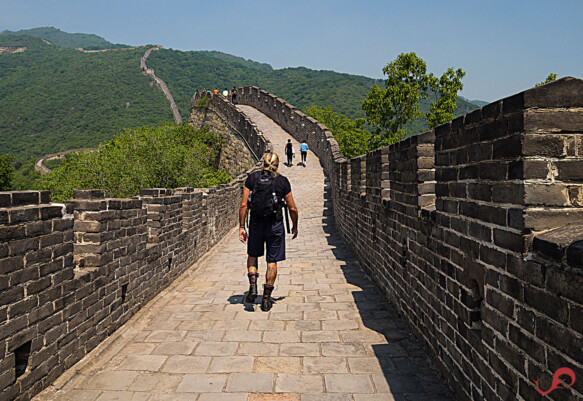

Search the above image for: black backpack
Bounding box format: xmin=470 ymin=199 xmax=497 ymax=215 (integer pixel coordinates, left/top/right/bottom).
xmin=250 ymin=171 xmax=282 ymax=221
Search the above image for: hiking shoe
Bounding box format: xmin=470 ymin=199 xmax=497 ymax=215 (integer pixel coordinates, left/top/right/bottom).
xmin=245 ymin=272 xmax=258 ymax=303
xmin=261 ymin=284 xmax=274 ymax=311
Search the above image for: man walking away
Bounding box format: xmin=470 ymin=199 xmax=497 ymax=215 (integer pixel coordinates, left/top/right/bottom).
xmin=300 ymin=140 xmax=309 ymax=166
xmin=239 ymin=153 xmax=298 ymax=311
xmin=285 ymin=139 xmax=294 ymax=167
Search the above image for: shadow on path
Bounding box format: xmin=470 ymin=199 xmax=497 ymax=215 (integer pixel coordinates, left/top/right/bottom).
xmin=321 ymin=178 xmax=454 ymax=401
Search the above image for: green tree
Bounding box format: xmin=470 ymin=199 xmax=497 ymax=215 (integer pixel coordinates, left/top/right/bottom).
xmin=536 ymin=73 xmax=558 ymax=86
xmin=362 ymin=52 xmax=465 ymax=138
xmin=304 ymin=105 xmax=391 ymax=159
xmin=426 ymin=67 xmax=466 ymax=128
xmin=0 ymin=155 xmax=14 ymax=190
xmin=362 ymin=52 xmax=429 ymax=140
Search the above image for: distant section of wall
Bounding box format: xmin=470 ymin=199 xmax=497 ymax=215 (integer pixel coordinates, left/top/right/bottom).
xmin=189 ymin=92 xmax=269 ymax=177
xmin=237 ymin=79 xmax=583 ymax=401
xmin=141 ymin=45 xmax=182 ymax=125
xmin=35 ymin=148 xmax=94 ymax=174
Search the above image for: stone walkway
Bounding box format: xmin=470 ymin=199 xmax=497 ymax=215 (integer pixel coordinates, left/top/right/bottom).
xmin=34 ymin=107 xmax=454 ymax=401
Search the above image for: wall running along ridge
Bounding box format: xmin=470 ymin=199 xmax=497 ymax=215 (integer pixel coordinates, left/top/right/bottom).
xmin=235 ymin=79 xmax=583 ymax=401
xmin=0 ymin=93 xmax=269 ymax=400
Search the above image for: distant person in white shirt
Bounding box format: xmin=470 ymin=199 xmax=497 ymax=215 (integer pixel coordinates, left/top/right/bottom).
xmin=223 ymin=88 xmax=228 ymax=96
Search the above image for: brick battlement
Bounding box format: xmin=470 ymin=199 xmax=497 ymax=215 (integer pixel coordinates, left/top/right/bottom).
xmin=235 ymin=79 xmax=583 ymax=401
xmin=0 ymin=175 xmax=264 ymax=400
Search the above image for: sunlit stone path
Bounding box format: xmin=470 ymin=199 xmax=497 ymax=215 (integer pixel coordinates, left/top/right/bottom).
xmin=34 ymin=106 xmax=454 ymax=401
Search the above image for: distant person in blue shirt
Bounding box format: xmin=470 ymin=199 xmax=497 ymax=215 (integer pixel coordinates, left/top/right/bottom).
xmin=299 ymin=141 xmax=309 ymax=165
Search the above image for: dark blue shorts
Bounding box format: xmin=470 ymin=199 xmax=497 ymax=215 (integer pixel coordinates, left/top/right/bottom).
xmin=247 ymin=219 xmax=286 ymax=263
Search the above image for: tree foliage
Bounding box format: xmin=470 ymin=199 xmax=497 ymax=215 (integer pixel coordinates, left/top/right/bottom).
xmin=39 ymin=124 xmax=230 ymax=201
xmin=0 ymin=155 xmax=14 ymax=190
xmin=426 ymin=67 xmax=466 ymax=128
xmin=536 ymin=73 xmax=558 ymax=87
xmin=362 ymin=53 xmax=465 ymax=139
xmin=304 ymin=105 xmax=391 ymax=159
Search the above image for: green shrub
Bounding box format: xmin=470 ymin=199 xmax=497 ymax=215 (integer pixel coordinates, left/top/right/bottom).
xmin=0 ymin=155 xmax=14 ymax=190
xmin=195 ymin=96 xmax=210 ymax=111
xmin=39 ymin=123 xmax=231 ymax=201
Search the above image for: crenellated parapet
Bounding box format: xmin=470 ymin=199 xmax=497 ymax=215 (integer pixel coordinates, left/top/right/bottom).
xmin=236 ymin=79 xmax=583 ymax=401
xmin=0 ymin=168 xmax=257 ymax=400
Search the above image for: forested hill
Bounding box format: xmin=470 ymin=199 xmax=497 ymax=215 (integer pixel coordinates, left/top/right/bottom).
xmin=147 ymin=49 xmax=385 ymax=121
xmin=0 ymin=34 xmax=172 ymax=173
xmin=0 ymin=28 xmax=481 ymax=188
xmin=147 ymin=50 xmax=479 ymax=133
xmin=0 ymin=27 xmax=131 ymax=50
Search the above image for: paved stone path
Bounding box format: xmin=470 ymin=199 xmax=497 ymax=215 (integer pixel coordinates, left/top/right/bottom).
xmin=34 ymin=106 xmax=454 ymax=401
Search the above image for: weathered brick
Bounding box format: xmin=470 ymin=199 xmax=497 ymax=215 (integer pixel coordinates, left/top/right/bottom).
xmin=11 ymin=191 xmax=40 ymax=206
xmin=9 ymin=266 xmax=39 ymax=286
xmin=523 ymin=134 xmax=565 ymax=157
xmin=73 ymin=189 xmax=105 ymax=200
xmin=8 ymin=207 xmax=39 ymax=225
xmin=493 ymin=134 xmax=522 ymax=159
xmin=508 ymin=324 xmax=545 ymax=364
xmin=536 ymin=315 xmax=583 ymax=363
xmin=493 ymin=229 xmax=526 ymax=253
xmin=40 ymin=205 xmax=63 ymax=220
xmin=525 ymin=285 xmax=568 ymax=325
xmin=495 ymin=334 xmax=527 ymax=374
xmin=545 ymin=267 xmax=583 ymax=305
xmin=525 ymin=109 xmax=583 ymax=132
xmin=556 ymin=159 xmax=583 ymax=181
xmin=524 ymin=184 xmax=570 ymax=206
xmin=486 ymin=289 xmax=514 ymax=318
xmin=524 ymin=77 xmax=583 ymax=108
xmin=568 ymin=240 xmax=583 ymax=268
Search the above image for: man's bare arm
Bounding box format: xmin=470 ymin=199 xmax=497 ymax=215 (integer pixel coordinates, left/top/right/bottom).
xmin=284 ymin=191 xmax=298 ymax=239
xmin=239 ymin=187 xmax=251 ymax=243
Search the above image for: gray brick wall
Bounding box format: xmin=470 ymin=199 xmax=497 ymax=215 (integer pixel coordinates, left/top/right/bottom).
xmin=0 ymin=170 xmax=260 ymax=400
xmin=237 ymin=78 xmax=583 ymax=401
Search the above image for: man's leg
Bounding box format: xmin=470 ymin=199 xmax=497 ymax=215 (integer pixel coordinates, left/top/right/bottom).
xmin=266 ymin=262 xmax=277 ymax=285
xmin=247 ymin=256 xmax=258 ymax=274
xmin=245 ymin=256 xmax=259 ymax=303
xmin=261 ymin=262 xmax=277 ymax=311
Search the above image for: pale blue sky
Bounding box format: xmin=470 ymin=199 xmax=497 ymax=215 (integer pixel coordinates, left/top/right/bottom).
xmin=1 ymin=0 xmax=582 ymax=102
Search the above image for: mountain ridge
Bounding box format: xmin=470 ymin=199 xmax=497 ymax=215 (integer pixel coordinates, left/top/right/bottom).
xmin=1 ymin=26 xmax=131 ymax=50
xmin=0 ymin=27 xmax=484 ymax=188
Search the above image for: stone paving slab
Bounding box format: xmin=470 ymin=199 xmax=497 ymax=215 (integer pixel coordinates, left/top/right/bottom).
xmin=33 ymin=106 xmax=453 ymax=401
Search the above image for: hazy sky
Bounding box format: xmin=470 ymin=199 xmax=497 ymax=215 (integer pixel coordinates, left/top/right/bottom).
xmin=1 ymin=0 xmax=582 ymax=102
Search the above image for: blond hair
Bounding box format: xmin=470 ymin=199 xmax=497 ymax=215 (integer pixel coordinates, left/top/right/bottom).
xmin=263 ymin=153 xmax=279 ymax=175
